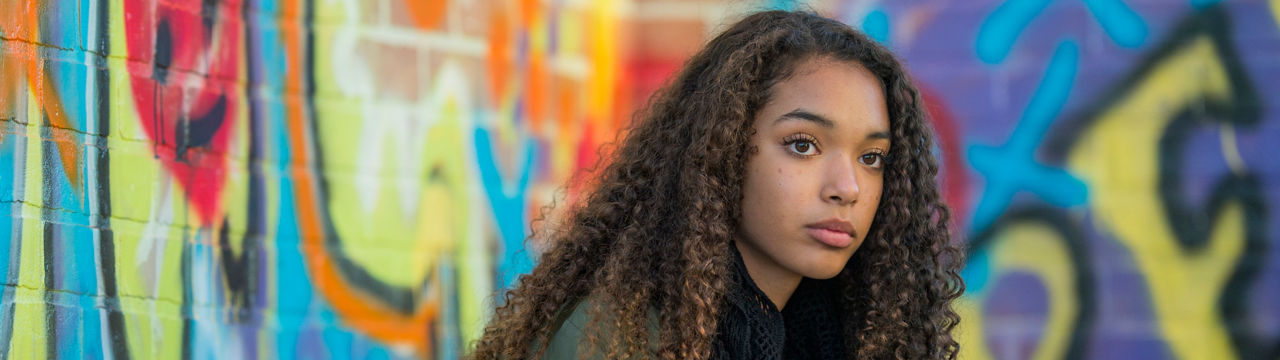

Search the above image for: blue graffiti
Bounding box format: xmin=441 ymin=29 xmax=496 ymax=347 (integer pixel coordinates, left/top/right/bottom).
xmin=967 ymin=41 xmax=1088 ymax=232
xmin=961 ymin=250 xmax=994 ymax=295
xmin=861 ymin=9 xmax=891 ymax=45
xmin=0 ymin=132 xmax=15 ymax=360
xmin=474 ymin=128 xmax=538 ymax=290
xmin=977 ymin=0 xmax=1054 ymax=64
xmin=274 ymin=180 xmax=313 ymax=360
xmin=1189 ymin=0 xmax=1223 ymax=9
xmin=0 ymin=133 xmax=19 ymax=283
xmin=978 ymin=0 xmax=1146 ymax=64
xmin=767 ymin=0 xmax=799 ymax=11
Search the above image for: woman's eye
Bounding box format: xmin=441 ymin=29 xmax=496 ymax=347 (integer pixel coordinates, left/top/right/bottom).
xmin=788 ymin=140 xmax=818 ymax=156
xmin=860 ymin=153 xmax=883 ymax=168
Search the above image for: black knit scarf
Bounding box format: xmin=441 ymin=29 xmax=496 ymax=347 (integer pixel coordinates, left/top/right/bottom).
xmin=710 ymin=245 xmax=849 ymax=359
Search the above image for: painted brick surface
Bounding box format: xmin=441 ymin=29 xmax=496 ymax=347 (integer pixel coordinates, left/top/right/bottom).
xmin=1 ymin=0 xmax=1279 ymax=359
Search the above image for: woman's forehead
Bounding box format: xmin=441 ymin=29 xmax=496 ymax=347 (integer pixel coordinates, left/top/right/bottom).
xmin=760 ymin=59 xmax=890 ymax=136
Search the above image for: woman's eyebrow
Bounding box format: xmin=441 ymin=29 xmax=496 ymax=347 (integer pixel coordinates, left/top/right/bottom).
xmin=776 ymin=109 xmax=891 ymax=141
xmin=775 ymin=109 xmax=834 ymax=129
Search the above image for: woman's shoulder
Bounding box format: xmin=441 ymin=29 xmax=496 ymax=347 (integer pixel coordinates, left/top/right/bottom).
xmin=540 ymin=298 xmax=660 ymax=359
xmin=542 ymin=299 xmax=594 ymax=359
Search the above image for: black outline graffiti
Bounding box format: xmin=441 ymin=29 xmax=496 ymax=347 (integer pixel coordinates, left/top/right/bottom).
xmin=93 ymin=0 xmax=132 ymax=355
xmin=966 ymin=207 xmax=1097 ymax=360
xmin=180 ymin=229 xmax=193 ymax=360
xmin=153 ymin=20 xmax=172 ymax=84
xmin=302 ymin=0 xmax=423 ymax=316
xmin=202 ymin=0 xmax=219 ymax=45
xmin=1043 ymin=6 xmax=1274 ymax=359
xmin=173 ymin=96 xmax=227 ymax=163
xmin=217 ymin=217 xmax=260 ymax=322
xmin=237 ymin=0 xmax=268 ymax=334
xmin=38 ymin=114 xmax=61 ymax=360
xmin=42 ymin=222 xmax=57 ymax=360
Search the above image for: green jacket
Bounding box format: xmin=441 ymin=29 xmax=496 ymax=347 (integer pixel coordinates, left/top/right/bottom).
xmin=539 ymin=299 xmax=660 ymax=359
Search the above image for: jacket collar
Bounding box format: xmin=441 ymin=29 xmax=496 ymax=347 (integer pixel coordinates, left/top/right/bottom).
xmin=710 ymin=242 xmax=849 ymax=359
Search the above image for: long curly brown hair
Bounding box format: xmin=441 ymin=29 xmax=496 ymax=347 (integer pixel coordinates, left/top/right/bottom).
xmin=469 ymin=10 xmax=964 ymax=360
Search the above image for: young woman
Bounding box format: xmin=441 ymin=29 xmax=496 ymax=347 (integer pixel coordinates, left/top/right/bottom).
xmin=470 ymin=10 xmax=963 ymax=360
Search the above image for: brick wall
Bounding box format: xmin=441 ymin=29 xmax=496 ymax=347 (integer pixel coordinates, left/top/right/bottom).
xmin=1 ymin=0 xmax=1278 ymax=358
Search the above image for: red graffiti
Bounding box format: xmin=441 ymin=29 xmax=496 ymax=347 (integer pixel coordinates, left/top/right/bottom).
xmin=919 ymin=86 xmax=970 ymax=227
xmin=124 ymin=0 xmax=242 ymax=225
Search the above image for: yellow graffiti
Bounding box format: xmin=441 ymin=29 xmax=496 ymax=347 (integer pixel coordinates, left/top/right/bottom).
xmin=587 ymin=0 xmax=621 ymax=136
xmin=956 ymin=219 xmax=1080 ymax=360
xmin=954 ymin=296 xmax=992 ymax=360
xmin=11 ymin=103 xmax=47 ymax=359
xmin=417 ymin=64 xmax=489 ymax=345
xmin=1272 ymin=0 xmax=1280 ymax=29
xmin=105 ymin=0 xmax=188 ymax=354
xmin=10 ymin=218 xmax=46 ymax=360
xmin=1066 ymin=35 xmax=1244 ymax=359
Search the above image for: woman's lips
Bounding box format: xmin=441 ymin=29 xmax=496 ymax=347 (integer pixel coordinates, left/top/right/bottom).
xmin=806 ymin=227 xmax=853 ymax=248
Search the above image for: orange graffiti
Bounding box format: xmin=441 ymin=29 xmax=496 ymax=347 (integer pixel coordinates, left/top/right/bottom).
xmin=281 ymin=0 xmax=438 ymax=356
xmin=487 ymin=8 xmax=512 ymax=106
xmin=0 ymin=0 xmax=18 ymax=115
xmin=28 ymin=67 xmax=83 ymax=192
xmin=526 ymin=45 xmax=549 ymax=130
xmin=519 ymin=0 xmax=540 ymax=28
xmin=555 ymin=76 xmax=579 ymax=132
xmin=17 ymin=0 xmax=84 ymax=193
xmin=0 ymin=48 xmax=18 ymax=119
xmin=404 ymin=0 xmax=447 ymax=30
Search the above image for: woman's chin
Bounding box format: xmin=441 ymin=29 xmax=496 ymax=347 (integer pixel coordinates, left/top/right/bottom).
xmin=797 ymin=263 xmax=847 ymax=280
xmin=791 ymin=250 xmax=856 ymax=280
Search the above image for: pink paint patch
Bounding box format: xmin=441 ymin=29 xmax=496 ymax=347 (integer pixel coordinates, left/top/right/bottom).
xmin=123 ymin=0 xmax=242 ymax=225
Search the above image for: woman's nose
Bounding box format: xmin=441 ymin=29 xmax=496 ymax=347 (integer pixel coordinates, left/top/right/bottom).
xmin=823 ymin=154 xmax=860 ymax=205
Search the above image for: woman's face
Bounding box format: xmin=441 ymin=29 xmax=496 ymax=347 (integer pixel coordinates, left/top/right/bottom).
xmin=738 ymin=57 xmax=889 ymax=281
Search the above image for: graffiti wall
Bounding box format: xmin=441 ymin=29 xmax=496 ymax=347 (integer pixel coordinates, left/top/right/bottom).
xmin=1 ymin=0 xmax=628 ymax=358
xmin=0 ymin=0 xmax=1277 ymax=359
xmin=796 ymin=0 xmax=1278 ymax=358
xmin=622 ymin=2 xmax=1279 ymax=359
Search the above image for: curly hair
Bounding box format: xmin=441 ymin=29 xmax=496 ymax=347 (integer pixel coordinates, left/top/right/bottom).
xmin=469 ymin=10 xmax=964 ymax=360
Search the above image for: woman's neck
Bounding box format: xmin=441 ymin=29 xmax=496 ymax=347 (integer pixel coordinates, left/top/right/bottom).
xmin=733 ymin=240 xmax=803 ymax=310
